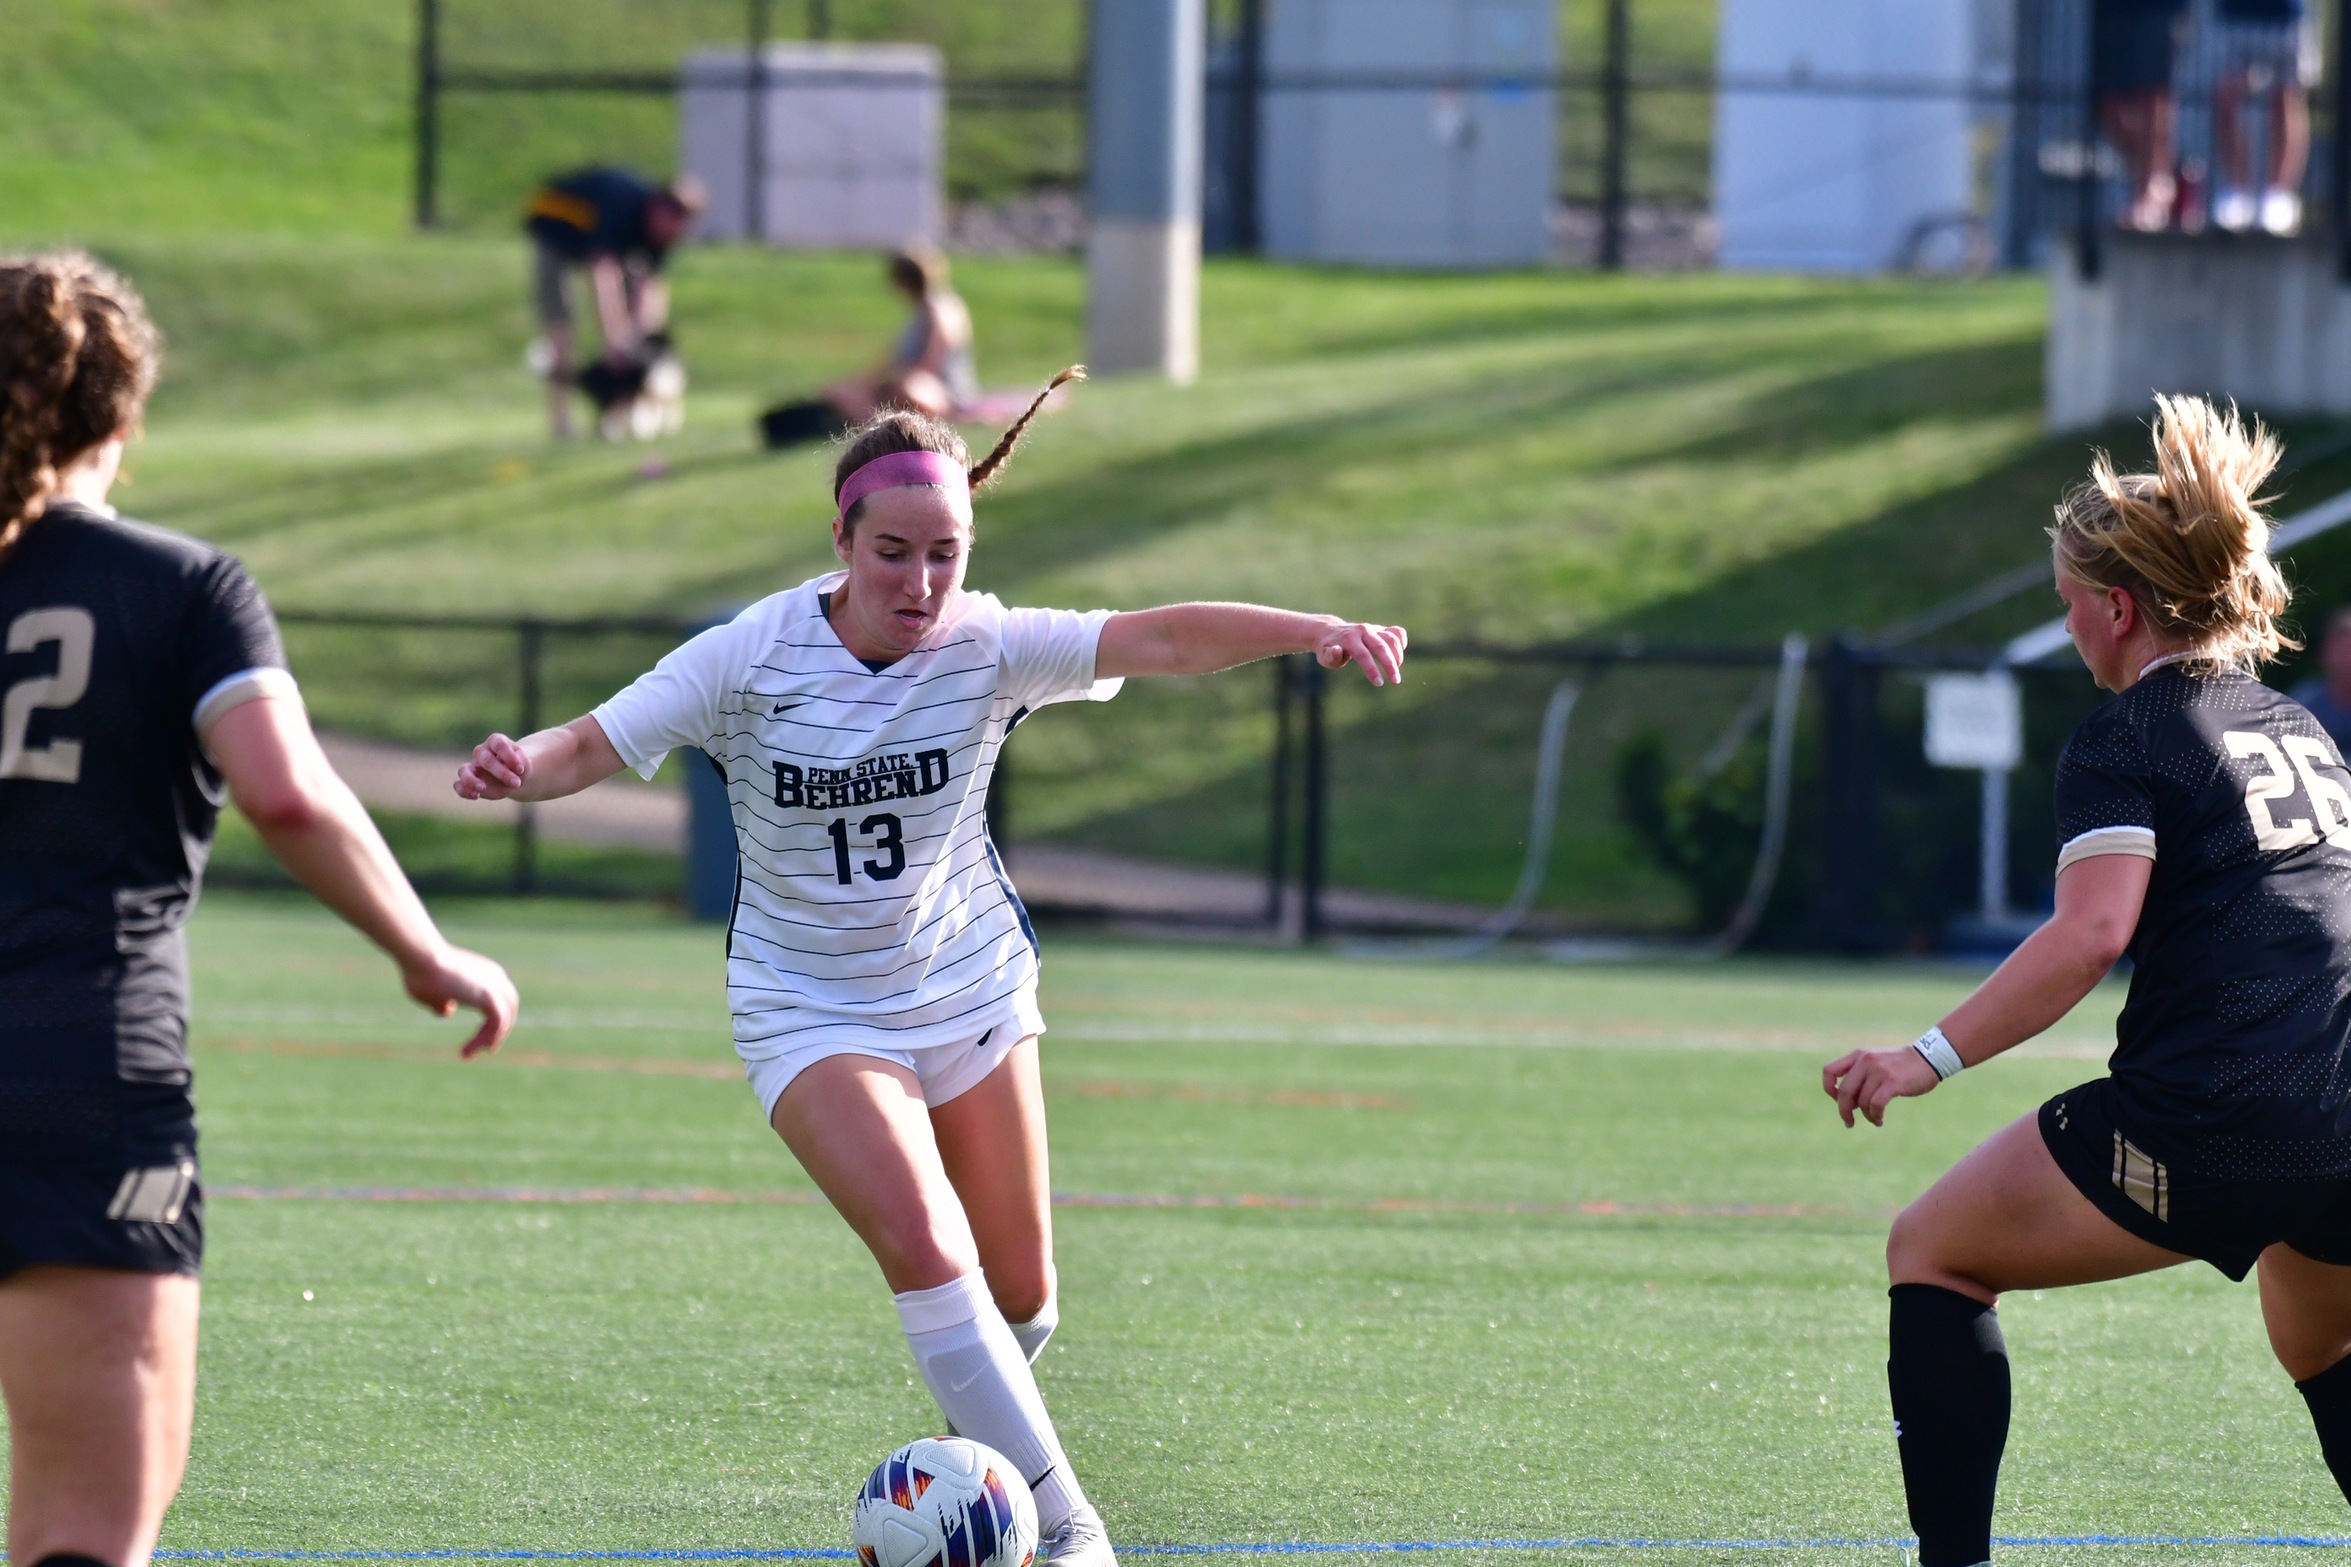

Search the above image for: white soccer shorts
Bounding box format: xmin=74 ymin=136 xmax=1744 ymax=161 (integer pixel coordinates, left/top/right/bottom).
xmin=743 ymin=982 xmax=1046 ymax=1118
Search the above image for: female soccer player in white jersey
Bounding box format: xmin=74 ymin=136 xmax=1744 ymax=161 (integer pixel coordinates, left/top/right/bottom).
xmin=0 ymin=254 xmax=518 ymax=1567
xmin=1824 ymin=396 xmax=2351 ymax=1567
xmin=454 ymin=370 xmax=1408 ymax=1565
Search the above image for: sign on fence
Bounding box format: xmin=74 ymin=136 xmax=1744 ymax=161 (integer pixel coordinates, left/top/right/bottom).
xmin=1923 ymin=671 xmax=2022 ymax=771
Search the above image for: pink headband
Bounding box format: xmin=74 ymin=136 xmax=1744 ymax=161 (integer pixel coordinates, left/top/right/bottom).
xmin=835 ymin=449 xmax=970 ymax=523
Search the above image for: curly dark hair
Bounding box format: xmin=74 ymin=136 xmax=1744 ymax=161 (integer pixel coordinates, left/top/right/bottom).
xmin=0 ymin=251 xmax=159 ymax=564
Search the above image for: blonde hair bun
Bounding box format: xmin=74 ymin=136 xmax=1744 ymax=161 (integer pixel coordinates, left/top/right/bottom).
xmin=2049 ymin=393 xmax=2295 ymax=672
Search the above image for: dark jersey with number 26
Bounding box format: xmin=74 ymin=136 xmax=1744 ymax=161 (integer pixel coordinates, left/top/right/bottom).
xmin=2056 ymin=665 xmax=2351 ymax=1177
xmin=0 ymin=502 xmax=286 ymax=1163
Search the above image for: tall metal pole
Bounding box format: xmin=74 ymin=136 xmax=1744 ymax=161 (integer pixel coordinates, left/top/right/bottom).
xmin=1597 ymin=0 xmax=1630 ymax=270
xmin=1233 ymin=0 xmax=1265 ymax=254
xmin=1264 ymin=654 xmax=1293 ymax=929
xmin=414 ymin=0 xmax=442 ymax=230
xmin=1085 ymin=0 xmax=1205 ymax=381
xmin=746 ymin=0 xmax=772 ymax=244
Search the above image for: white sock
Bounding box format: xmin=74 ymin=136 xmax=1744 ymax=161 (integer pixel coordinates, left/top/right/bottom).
xmin=1007 ymin=1297 xmax=1058 ymax=1365
xmin=895 ymin=1275 xmax=1091 ymax=1531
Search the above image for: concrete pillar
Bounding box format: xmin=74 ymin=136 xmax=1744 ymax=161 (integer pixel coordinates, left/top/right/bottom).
xmin=1086 ymin=0 xmax=1203 ymax=382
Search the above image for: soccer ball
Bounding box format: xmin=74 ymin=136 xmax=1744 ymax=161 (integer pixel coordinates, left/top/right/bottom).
xmin=852 ymin=1436 xmax=1038 ymax=1567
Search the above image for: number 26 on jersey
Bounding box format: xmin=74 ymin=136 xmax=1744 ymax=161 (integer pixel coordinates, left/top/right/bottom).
xmin=2226 ymin=730 xmax=2351 ymax=850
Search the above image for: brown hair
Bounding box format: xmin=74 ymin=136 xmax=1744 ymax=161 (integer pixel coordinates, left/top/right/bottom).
xmin=831 ymin=366 xmax=1084 ymax=530
xmin=887 ymin=247 xmax=947 ymax=298
xmin=2049 ymin=393 xmax=2295 ymax=673
xmin=0 ymin=251 xmax=158 ymax=564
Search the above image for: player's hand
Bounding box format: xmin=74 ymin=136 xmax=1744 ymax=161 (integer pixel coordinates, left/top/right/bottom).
xmin=1314 ymin=621 xmax=1409 ymax=687
xmin=455 ymin=733 xmax=530 ymax=801
xmin=1822 ymin=1044 xmax=1942 ymax=1127
xmin=402 ymin=944 xmax=520 ymax=1059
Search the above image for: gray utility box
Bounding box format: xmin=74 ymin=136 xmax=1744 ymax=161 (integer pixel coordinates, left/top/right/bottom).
xmin=1259 ymin=0 xmax=1555 ymax=269
xmin=680 ymin=43 xmax=942 ymax=248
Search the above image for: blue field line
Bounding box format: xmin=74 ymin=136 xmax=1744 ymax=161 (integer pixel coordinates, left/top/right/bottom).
xmin=149 ymin=1536 xmax=2351 ymax=1558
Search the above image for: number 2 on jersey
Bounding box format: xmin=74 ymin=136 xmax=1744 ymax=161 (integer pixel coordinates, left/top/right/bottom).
xmin=2225 ymin=730 xmax=2351 ymax=850
xmin=827 ymin=813 xmax=906 ymax=883
xmin=0 ymin=606 xmax=95 ymax=783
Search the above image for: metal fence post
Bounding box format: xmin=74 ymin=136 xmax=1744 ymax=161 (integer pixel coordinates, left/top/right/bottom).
xmin=1301 ymin=658 xmax=1328 ymax=942
xmin=1232 ymin=0 xmax=1264 ymax=253
xmin=1817 ymin=635 xmax=1883 ymax=952
xmin=808 ymin=0 xmax=832 ymax=38
xmin=514 ymin=621 xmax=544 ymax=894
xmin=2073 ymin=0 xmax=2102 ymax=281
xmin=414 ymin=0 xmax=441 ymax=229
xmin=746 ymin=0 xmax=772 ymax=244
xmin=1265 ymin=653 xmax=1293 ymax=929
xmin=2334 ymin=0 xmax=2351 ymax=281
xmin=1597 ymin=0 xmax=1631 ymax=270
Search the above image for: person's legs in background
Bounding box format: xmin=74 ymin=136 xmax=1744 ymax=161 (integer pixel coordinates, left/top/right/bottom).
xmin=531 ymin=241 xmax=578 ymax=440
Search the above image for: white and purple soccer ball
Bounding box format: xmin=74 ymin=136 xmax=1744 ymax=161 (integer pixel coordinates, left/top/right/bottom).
xmin=852 ymin=1436 xmax=1038 ymax=1567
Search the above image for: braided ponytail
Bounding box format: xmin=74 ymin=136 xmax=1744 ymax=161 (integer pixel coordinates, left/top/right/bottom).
xmin=0 ymin=252 xmax=159 ymax=565
xmin=2050 ymin=394 xmax=2296 ymax=672
xmin=831 ymin=365 xmax=1085 ymax=530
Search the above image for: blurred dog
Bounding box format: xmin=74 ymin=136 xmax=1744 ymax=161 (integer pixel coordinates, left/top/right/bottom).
xmin=562 ymin=332 xmax=686 ymax=442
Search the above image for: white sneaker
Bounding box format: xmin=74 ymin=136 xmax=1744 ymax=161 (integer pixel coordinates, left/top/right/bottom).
xmin=1038 ymin=1505 xmax=1118 ymax=1567
xmin=2260 ymin=187 xmax=2303 ymax=236
xmin=2214 ymin=187 xmax=2258 ymax=232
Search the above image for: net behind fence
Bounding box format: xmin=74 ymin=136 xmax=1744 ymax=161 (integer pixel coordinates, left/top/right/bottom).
xmin=252 ymin=609 xmax=2108 ymax=951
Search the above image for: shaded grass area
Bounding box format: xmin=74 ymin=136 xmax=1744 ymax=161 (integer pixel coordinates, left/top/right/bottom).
xmin=18 ymin=892 xmax=2335 ymax=1563
xmin=208 ymin=808 xmax=681 ymax=902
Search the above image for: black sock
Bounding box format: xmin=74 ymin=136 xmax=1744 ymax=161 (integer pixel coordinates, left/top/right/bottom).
xmin=1888 ymin=1283 xmax=2010 ymax=1567
xmin=34 ymin=1555 xmax=117 ymax=1567
xmin=2298 ymin=1353 xmax=2351 ymax=1505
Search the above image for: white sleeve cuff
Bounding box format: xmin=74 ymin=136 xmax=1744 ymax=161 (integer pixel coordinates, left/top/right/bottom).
xmin=1078 ymin=610 xmax=1123 ymax=703
xmin=193 ymin=667 xmax=301 ymax=736
xmin=2055 ymin=824 xmax=2157 ymax=876
xmin=589 ymin=703 xmax=664 ymax=780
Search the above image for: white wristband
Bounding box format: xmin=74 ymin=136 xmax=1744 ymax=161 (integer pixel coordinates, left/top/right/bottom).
xmin=1913 ymin=1026 xmax=1965 ymax=1082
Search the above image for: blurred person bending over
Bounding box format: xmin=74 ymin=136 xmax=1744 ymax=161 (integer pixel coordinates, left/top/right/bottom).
xmin=2212 ymin=0 xmax=2316 ymax=234
xmin=2092 ymin=0 xmax=2188 ymax=231
xmin=2290 ymin=606 xmax=2351 ymax=751
xmin=524 ymin=167 xmax=705 ymax=439
xmin=0 ymin=253 xmax=517 ymax=1567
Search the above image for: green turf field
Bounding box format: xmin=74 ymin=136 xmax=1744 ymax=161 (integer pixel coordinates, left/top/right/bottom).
xmin=11 ymin=892 xmax=2335 ymax=1564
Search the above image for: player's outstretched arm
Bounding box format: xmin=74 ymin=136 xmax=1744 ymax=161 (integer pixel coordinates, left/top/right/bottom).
xmin=1822 ymin=854 xmax=2148 ymax=1127
xmin=454 ymin=714 xmax=626 ymax=803
xmin=207 ymin=696 xmax=519 ymax=1058
xmin=1097 ymin=603 xmax=1408 ymax=686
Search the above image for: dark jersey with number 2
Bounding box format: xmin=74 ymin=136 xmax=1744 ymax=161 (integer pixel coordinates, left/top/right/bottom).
xmin=2055 ymin=664 xmax=2351 ymax=1177
xmin=0 ymin=502 xmax=285 ymax=1164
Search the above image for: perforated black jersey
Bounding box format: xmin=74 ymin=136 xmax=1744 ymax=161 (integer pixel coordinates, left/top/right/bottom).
xmin=0 ymin=503 xmax=286 ymax=1154
xmin=2055 ymin=664 xmax=2351 ymax=1177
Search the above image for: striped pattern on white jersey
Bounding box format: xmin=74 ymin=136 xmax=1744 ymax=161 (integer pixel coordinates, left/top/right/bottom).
xmin=592 ymin=574 xmax=1118 ymax=1057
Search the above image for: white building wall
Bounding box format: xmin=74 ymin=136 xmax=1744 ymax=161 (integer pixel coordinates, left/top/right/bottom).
xmin=1260 ymin=0 xmax=1554 ymax=269
xmin=1714 ymin=0 xmax=1973 ymax=272
xmin=680 ymin=44 xmax=942 ymax=249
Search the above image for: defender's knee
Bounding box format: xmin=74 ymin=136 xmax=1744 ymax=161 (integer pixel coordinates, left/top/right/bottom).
xmin=866 ymin=1214 xmax=977 ymax=1296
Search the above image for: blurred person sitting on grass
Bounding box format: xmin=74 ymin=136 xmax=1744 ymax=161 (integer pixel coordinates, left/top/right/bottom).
xmin=2289 ymin=605 xmax=2351 ymax=749
xmin=524 ymin=167 xmax=706 ymax=440
xmin=827 ymin=247 xmax=980 ymax=425
xmin=0 ymin=252 xmax=516 ymax=1567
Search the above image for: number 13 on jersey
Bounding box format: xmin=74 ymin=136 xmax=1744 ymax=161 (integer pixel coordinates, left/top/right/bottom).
xmin=2227 ymin=730 xmax=2351 ymax=850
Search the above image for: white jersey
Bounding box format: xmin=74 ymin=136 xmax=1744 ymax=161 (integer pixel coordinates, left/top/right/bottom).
xmin=592 ymin=573 xmax=1120 ymax=1058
